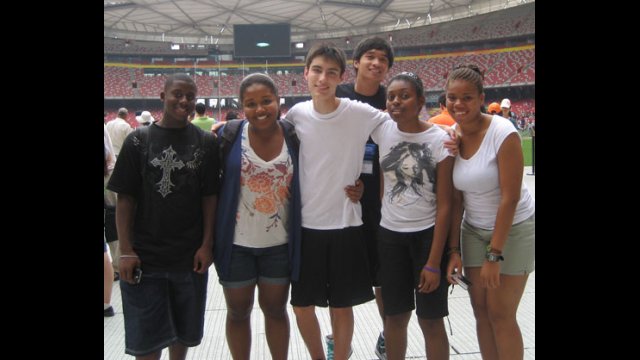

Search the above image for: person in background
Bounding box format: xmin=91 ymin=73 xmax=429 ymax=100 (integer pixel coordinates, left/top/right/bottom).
xmin=104 ymin=124 xmax=116 ymax=317
xmin=192 ymin=102 xmax=216 ymax=131
xmin=487 ymin=102 xmax=501 ymax=115
xmin=334 ymin=35 xmax=394 ymax=360
xmin=106 ymin=107 xmax=134 ymax=156
xmin=105 ymin=107 xmax=134 ymax=281
xmin=371 ymin=72 xmax=453 ymax=360
xmin=428 ymin=92 xmax=456 ymax=127
xmin=107 ymin=73 xmax=219 ymax=360
xmin=136 ymin=110 xmax=155 ymax=126
xmin=445 ymin=65 xmax=535 ymax=360
xmin=211 ymin=110 xmax=241 ymax=134
xmin=226 ymin=110 xmax=240 ymax=121
xmin=500 ymin=99 xmax=518 ymax=129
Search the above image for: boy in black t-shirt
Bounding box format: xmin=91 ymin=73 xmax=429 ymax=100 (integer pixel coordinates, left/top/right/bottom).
xmin=107 ymin=73 xmax=219 ymax=359
xmin=334 ymin=36 xmax=394 ymax=360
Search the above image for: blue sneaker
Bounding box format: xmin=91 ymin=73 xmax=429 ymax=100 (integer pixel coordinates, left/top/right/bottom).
xmin=325 ymin=335 xmax=353 ymax=360
xmin=326 ymin=335 xmax=334 ymax=360
xmin=375 ymin=332 xmax=386 ymax=360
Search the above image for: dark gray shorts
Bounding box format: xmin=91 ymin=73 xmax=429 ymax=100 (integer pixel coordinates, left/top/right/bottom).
xmin=120 ymin=270 xmax=208 ymax=356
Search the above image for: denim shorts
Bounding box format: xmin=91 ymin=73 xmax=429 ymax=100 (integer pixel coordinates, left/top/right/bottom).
xmin=120 ymin=270 xmax=208 ymax=356
xmin=461 ymin=213 xmax=535 ymax=275
xmin=219 ymin=244 xmax=290 ymax=289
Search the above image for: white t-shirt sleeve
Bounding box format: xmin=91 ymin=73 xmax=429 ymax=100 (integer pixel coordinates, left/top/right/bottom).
xmin=492 ymin=115 xmax=519 ymax=152
xmin=283 ymin=105 xmax=297 ymax=126
xmin=370 ymin=121 xmax=382 ymax=144
xmin=434 ymin=128 xmax=452 ymax=163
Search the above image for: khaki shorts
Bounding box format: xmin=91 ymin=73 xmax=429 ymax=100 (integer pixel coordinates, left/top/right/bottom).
xmin=461 ymin=213 xmax=535 ymax=275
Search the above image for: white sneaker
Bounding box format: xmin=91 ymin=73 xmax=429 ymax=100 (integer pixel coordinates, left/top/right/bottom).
xmin=375 ymin=332 xmax=386 ymax=360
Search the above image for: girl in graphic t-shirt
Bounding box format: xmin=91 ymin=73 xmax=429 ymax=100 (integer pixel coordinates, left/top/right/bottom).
xmin=370 ymin=72 xmax=454 ymax=360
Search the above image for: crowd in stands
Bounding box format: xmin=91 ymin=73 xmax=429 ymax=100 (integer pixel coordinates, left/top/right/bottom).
xmin=105 ymin=47 xmax=534 ymax=99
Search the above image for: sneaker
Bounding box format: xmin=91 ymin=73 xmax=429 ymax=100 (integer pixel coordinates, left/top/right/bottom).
xmin=375 ymin=332 xmax=386 ymax=360
xmin=325 ymin=335 xmax=352 ymax=360
xmin=104 ymin=306 xmax=114 ymax=317
xmin=326 ymin=335 xmax=334 ymax=360
xmin=113 ymin=272 xmax=120 ymax=281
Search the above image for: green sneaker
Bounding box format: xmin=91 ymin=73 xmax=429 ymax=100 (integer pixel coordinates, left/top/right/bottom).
xmin=325 ymin=335 xmax=352 ymax=360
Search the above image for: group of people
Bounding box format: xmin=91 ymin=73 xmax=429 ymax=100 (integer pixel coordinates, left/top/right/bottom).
xmin=487 ymin=99 xmax=520 ymax=130
xmin=105 ymin=36 xmax=535 ymax=360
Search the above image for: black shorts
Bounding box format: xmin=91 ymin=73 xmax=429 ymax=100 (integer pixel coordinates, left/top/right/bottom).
xmin=104 ymin=206 xmax=118 ymax=242
xmin=378 ymin=226 xmax=448 ymax=319
xmin=290 ymin=226 xmax=375 ymax=308
xmin=361 ymin=203 xmax=381 ymax=286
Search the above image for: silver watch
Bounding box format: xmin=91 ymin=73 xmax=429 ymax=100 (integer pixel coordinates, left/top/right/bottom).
xmin=485 ymin=252 xmax=504 ymax=262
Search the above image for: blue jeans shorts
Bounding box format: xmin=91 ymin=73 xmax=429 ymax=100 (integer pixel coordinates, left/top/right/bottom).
xmin=219 ymin=243 xmax=290 ymax=289
xmin=120 ymin=270 xmax=208 ymax=356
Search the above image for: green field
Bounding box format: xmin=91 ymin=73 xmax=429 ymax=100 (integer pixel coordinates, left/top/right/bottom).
xmin=522 ymin=137 xmax=533 ymax=167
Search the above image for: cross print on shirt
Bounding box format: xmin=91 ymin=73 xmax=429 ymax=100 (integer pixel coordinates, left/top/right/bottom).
xmin=151 ymin=145 xmax=185 ymax=197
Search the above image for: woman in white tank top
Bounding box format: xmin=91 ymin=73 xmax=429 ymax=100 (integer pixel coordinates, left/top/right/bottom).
xmin=445 ymin=65 xmax=535 ymax=360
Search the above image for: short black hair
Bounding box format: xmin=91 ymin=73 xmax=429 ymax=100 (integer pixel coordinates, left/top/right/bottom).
xmin=225 ymin=110 xmax=239 ymax=121
xmin=164 ymin=73 xmax=196 ymax=92
xmin=352 ymin=36 xmax=394 ymax=71
xmin=389 ymin=72 xmax=424 ymax=100
xmin=195 ymin=102 xmax=206 ymax=115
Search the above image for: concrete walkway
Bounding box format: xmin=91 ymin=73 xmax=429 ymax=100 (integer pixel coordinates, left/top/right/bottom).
xmin=104 ymin=168 xmax=535 ymax=359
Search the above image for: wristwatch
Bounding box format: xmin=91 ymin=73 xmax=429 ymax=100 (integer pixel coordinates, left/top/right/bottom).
xmin=485 ymin=252 xmax=504 ymax=262
xmin=485 ymin=244 xmax=504 ymax=262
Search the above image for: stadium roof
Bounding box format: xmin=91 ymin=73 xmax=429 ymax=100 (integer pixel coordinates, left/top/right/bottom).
xmin=104 ymin=0 xmax=532 ymax=45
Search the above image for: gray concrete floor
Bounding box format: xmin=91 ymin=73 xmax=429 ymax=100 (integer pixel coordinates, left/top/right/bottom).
xmin=104 ymin=168 xmax=535 ymax=359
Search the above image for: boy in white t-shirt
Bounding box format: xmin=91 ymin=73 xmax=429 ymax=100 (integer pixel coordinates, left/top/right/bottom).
xmin=284 ymin=43 xmax=390 ymax=360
